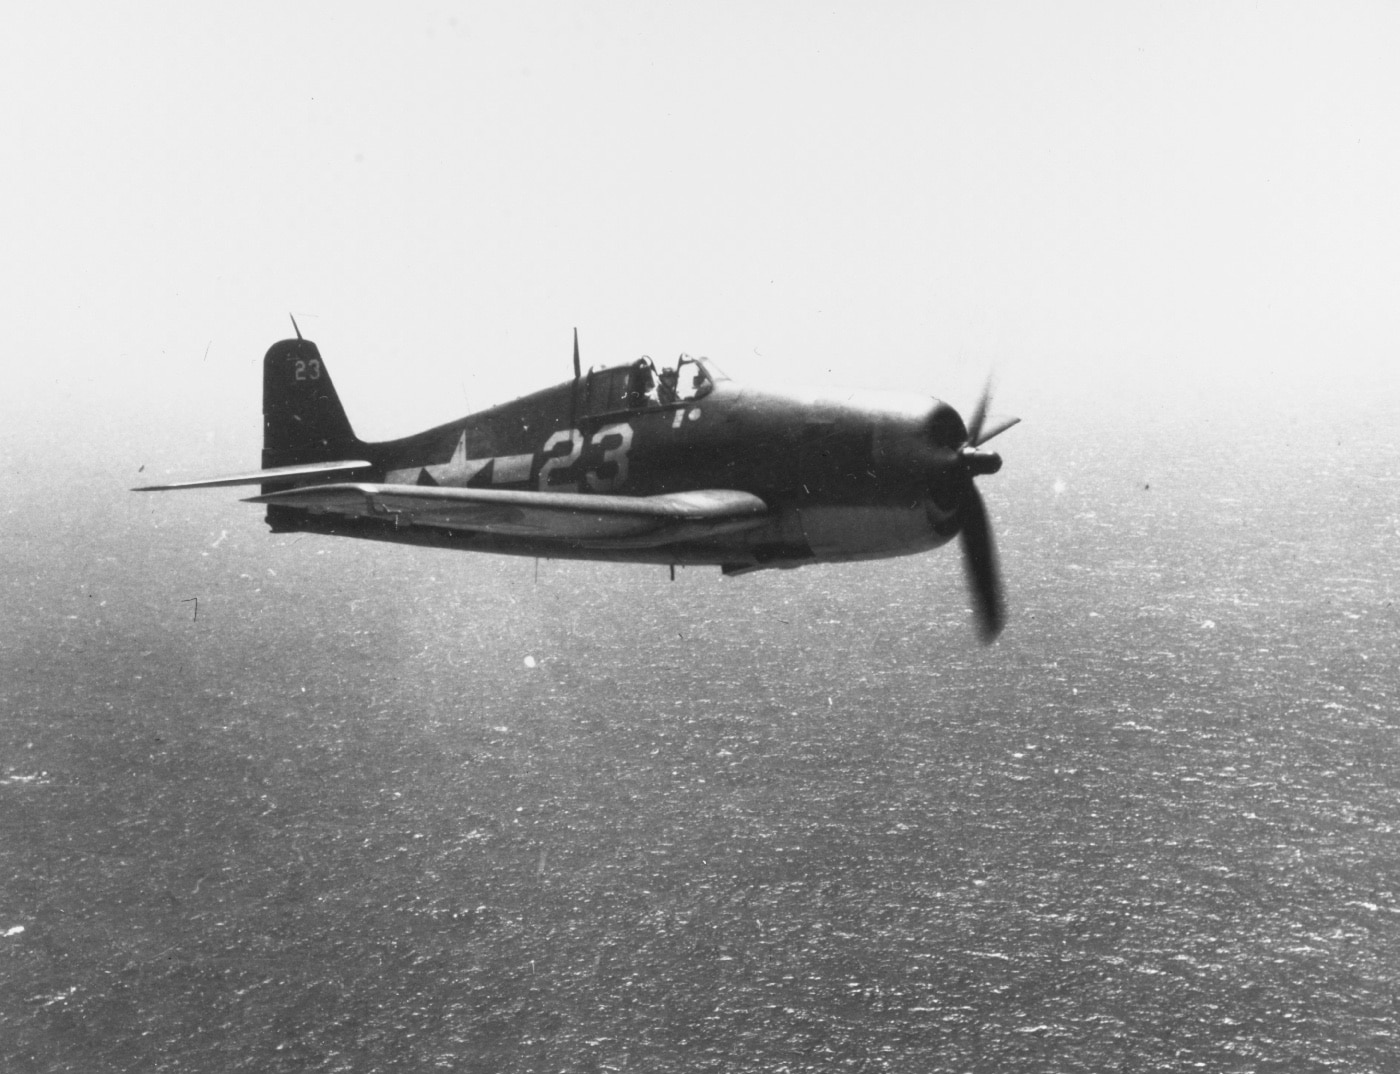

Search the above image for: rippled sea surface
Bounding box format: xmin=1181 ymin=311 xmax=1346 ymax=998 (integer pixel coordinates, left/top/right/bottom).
xmin=3 ymin=401 xmax=1398 ymax=1072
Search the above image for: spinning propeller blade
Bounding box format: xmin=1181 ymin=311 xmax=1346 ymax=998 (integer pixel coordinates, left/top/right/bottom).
xmin=965 ymin=380 xmax=991 ymax=446
xmin=972 ymin=414 xmax=1021 ymax=446
xmin=957 ymin=479 xmax=1004 ymax=642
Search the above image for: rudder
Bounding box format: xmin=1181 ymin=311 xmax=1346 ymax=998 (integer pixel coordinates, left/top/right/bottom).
xmin=262 ymin=338 xmax=363 ymax=469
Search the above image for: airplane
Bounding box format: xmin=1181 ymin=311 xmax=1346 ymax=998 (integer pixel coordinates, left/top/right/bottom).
xmin=135 ymin=323 xmax=1019 ymax=641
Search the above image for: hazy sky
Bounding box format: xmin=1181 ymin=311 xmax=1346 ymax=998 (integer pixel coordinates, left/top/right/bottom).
xmin=2 ymin=2 xmax=1397 ymax=468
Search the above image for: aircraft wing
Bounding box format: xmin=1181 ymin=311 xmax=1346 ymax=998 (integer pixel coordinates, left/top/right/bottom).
xmin=245 ymin=483 xmax=769 ymax=548
xmin=133 ymin=459 xmax=374 ymax=491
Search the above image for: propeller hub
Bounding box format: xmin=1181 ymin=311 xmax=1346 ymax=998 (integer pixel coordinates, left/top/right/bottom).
xmin=960 ymin=447 xmax=1002 ymax=476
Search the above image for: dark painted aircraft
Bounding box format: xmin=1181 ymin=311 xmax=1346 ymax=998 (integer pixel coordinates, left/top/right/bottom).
xmin=136 ymin=327 xmax=1019 ymax=640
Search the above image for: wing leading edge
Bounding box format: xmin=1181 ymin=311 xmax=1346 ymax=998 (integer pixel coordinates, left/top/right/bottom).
xmin=246 ymin=484 xmax=769 ymax=549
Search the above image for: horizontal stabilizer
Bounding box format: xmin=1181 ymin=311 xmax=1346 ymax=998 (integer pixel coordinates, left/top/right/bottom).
xmin=132 ymin=459 xmax=373 ymax=492
xmin=246 ymin=483 xmax=769 ymax=548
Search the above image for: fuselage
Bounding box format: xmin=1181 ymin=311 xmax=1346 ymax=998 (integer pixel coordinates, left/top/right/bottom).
xmin=265 ymin=359 xmax=971 ymax=571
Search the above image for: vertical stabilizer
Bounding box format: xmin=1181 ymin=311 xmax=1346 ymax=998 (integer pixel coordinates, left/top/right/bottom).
xmin=262 ymin=338 xmax=363 ymax=469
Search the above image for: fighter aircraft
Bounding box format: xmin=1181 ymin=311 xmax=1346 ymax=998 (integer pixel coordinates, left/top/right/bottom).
xmin=136 ymin=325 xmax=1019 ymax=640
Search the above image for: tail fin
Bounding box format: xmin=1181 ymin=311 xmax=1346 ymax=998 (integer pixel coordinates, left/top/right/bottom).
xmin=262 ymin=338 xmax=364 ymax=469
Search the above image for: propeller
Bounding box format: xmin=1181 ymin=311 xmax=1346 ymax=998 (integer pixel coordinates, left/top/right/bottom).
xmin=958 ymin=474 xmax=1004 ymax=643
xmin=932 ymin=380 xmax=1018 ymax=643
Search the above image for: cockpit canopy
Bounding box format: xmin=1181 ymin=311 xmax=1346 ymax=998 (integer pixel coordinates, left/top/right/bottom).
xmin=581 ymin=355 xmax=725 ymax=416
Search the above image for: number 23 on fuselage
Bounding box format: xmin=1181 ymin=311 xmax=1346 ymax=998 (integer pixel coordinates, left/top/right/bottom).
xmin=136 ymin=329 xmax=1019 ymax=641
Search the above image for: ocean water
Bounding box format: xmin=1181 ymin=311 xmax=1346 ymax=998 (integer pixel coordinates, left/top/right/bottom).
xmin=2 ymin=402 xmax=1398 ymax=1072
